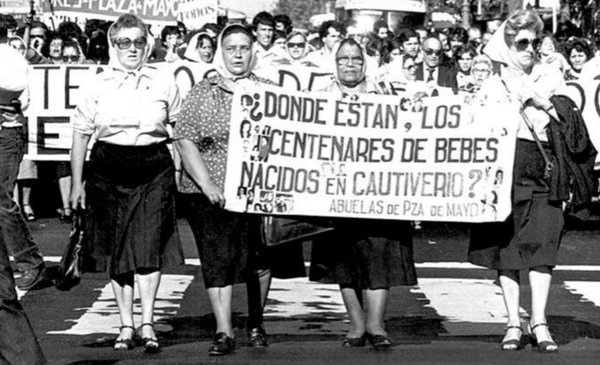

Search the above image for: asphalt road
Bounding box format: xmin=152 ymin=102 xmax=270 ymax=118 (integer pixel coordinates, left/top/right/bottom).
xmin=15 ymin=217 xmax=600 ymax=364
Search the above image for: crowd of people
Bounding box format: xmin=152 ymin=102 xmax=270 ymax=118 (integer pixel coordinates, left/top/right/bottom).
xmin=0 ymin=5 xmax=599 ymax=363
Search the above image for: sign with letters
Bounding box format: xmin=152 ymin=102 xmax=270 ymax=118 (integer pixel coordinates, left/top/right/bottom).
xmin=41 ymin=0 xmax=217 ymax=27
xmin=23 ymin=62 xmax=207 ymax=160
xmin=223 ymin=82 xmax=519 ymax=222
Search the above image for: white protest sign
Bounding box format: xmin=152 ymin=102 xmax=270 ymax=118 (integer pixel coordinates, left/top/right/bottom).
xmin=223 ymin=82 xmax=519 ymax=222
xmin=177 ymin=0 xmax=218 ymax=29
xmin=23 ymin=62 xmax=207 ymax=160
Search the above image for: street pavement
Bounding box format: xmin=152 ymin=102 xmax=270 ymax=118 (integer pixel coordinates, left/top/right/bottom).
xmin=14 ymin=217 xmax=600 ymax=364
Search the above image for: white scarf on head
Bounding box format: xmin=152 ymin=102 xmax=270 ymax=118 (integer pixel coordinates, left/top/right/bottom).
xmin=212 ymin=24 xmax=257 ymax=81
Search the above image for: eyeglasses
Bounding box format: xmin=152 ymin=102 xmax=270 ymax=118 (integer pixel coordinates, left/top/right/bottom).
xmin=423 ymin=48 xmax=442 ymax=56
xmin=112 ymin=37 xmax=147 ymax=50
xmin=336 ymin=56 xmax=364 ymax=66
xmin=30 ymin=34 xmax=45 ymax=39
xmin=472 ymin=68 xmax=491 ymax=75
xmin=514 ymin=37 xmax=540 ymax=51
xmin=61 ymin=55 xmax=78 ymax=62
xmin=287 ymin=42 xmax=306 ymax=48
xmin=404 ymin=64 xmax=416 ymax=70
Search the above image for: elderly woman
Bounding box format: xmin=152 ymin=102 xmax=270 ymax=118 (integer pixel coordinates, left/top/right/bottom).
xmin=70 ymin=14 xmax=183 ymax=353
xmin=311 ymin=38 xmax=417 ymax=351
xmin=564 ymin=38 xmax=592 ymax=81
xmin=174 ymin=24 xmax=272 ymax=356
xmin=468 ymin=9 xmax=594 ymax=353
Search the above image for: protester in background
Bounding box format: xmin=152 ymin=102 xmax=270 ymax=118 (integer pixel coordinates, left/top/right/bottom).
xmin=311 ymin=38 xmax=417 ymax=351
xmin=272 ymin=31 xmax=317 ymax=68
xmin=157 ymin=25 xmax=181 ymax=62
xmin=373 ymin=20 xmax=390 ymax=39
xmin=272 ymin=30 xmax=287 ymax=52
xmin=470 ymin=54 xmax=494 ymax=93
xmin=454 ymin=45 xmax=477 ymax=92
xmin=538 ymin=32 xmax=569 ymax=76
xmin=388 ymin=38 xmax=402 ymax=62
xmin=253 ymin=11 xmax=279 ymax=63
xmin=305 ymin=20 xmax=344 ymax=71
xmin=564 ymin=37 xmax=591 ymax=80
xmin=47 ymin=32 xmax=64 ymax=63
xmin=397 ymin=28 xmax=422 ymax=64
xmin=274 ymin=14 xmax=293 ymax=35
xmin=174 ymin=24 xmax=271 ymax=356
xmin=27 ymin=20 xmax=49 ymax=62
xmin=416 ymin=36 xmax=457 ymax=91
xmin=183 ymin=31 xmax=215 ymax=64
xmin=469 ymin=9 xmax=594 ymax=353
xmin=70 ymin=14 xmax=184 ymax=353
xmin=7 ymin=36 xmax=37 ymax=222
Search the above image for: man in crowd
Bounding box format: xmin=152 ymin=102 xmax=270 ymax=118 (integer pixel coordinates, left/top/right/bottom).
xmin=0 ymin=20 xmax=46 ymax=365
xmin=305 ymin=20 xmax=344 ymax=71
xmin=274 ymin=14 xmax=293 ymax=35
xmin=398 ymin=28 xmax=422 ymax=63
xmin=253 ymin=11 xmax=280 ymax=64
xmin=416 ymin=36 xmax=458 ymax=91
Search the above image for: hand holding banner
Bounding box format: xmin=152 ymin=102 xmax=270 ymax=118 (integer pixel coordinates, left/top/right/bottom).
xmin=223 ymin=82 xmax=520 ymax=222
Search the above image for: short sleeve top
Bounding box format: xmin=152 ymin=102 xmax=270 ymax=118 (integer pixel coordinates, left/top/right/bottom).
xmin=72 ymin=65 xmax=181 ymax=146
xmin=173 ymin=73 xmax=270 ymax=194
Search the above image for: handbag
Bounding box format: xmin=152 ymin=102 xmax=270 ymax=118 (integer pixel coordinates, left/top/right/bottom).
xmin=261 ymin=216 xmax=335 ymax=246
xmin=55 ymin=211 xmax=85 ymax=291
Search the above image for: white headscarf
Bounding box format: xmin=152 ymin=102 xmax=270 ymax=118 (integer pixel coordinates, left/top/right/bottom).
xmin=183 ymin=32 xmax=213 ymax=63
xmin=212 ymin=24 xmax=257 ymax=80
xmin=327 ymin=39 xmax=376 ymax=93
xmin=107 ymin=21 xmax=153 ymax=71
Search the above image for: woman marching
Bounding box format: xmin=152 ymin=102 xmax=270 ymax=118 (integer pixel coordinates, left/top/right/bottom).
xmin=70 ymin=14 xmax=184 ymax=353
xmin=311 ymin=38 xmax=417 ymax=351
xmin=469 ymin=9 xmax=596 ymax=353
xmin=173 ymin=24 xmax=273 ymax=356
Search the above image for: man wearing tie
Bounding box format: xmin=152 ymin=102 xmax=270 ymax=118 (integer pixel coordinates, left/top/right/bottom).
xmin=415 ymin=36 xmax=458 ymax=92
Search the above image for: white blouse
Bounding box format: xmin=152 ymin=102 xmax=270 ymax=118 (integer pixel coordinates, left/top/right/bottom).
xmin=72 ymin=65 xmax=181 ymax=146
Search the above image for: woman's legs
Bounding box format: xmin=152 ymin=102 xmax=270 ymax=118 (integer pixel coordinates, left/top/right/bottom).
xmin=137 ymin=269 xmax=161 ymax=340
xmin=364 ymin=288 xmax=389 ymax=336
xmin=498 ymin=270 xmax=522 ymax=346
xmin=110 ymin=273 xmax=135 ymax=341
xmin=529 ymin=266 xmax=556 ymax=345
xmin=340 ymin=286 xmax=366 ymax=338
xmin=207 ymin=286 xmax=234 ymax=337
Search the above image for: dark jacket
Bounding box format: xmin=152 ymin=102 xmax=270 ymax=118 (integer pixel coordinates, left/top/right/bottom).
xmin=415 ymin=63 xmax=458 ymax=91
xmin=547 ymin=95 xmax=597 ymax=219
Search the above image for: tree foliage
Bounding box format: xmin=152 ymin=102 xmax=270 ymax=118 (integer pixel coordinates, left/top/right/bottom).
xmin=272 ymin=0 xmax=329 ymax=30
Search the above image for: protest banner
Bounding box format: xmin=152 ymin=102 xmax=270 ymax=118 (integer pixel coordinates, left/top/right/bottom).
xmin=223 ymin=82 xmax=519 ymax=222
xmin=560 ymin=78 xmax=600 ymax=167
xmin=254 ymin=64 xmax=333 ymax=91
xmin=22 ymin=62 xmax=207 ymax=160
xmin=41 ymin=0 xmax=217 ymax=27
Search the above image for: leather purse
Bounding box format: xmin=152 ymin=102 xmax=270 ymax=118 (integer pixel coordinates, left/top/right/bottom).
xmin=55 ymin=212 xmax=85 ymax=291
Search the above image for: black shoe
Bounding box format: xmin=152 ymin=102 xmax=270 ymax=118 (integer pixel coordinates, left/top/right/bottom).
xmin=208 ymin=332 xmax=235 ymax=356
xmin=139 ymin=323 xmax=160 ymax=353
xmin=248 ymin=327 xmax=268 ymax=347
xmin=367 ymin=333 xmax=393 ymax=351
xmin=500 ymin=325 xmax=524 ymax=351
xmin=342 ymin=334 xmax=367 ymax=348
xmin=60 ymin=208 xmax=73 ymax=223
xmin=114 ymin=325 xmax=136 ymax=351
xmin=16 ymin=264 xmax=46 ymax=291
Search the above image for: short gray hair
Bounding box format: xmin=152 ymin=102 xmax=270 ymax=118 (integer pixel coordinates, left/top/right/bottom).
xmin=503 ymin=9 xmax=543 ymax=46
xmin=108 ymin=14 xmax=148 ymax=42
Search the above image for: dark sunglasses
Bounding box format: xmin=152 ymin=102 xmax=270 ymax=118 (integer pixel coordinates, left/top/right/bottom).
xmin=61 ymin=55 xmax=78 ymax=62
xmin=113 ymin=37 xmax=147 ymax=50
xmin=287 ymin=42 xmax=306 ymax=48
xmin=423 ymin=48 xmax=442 ymax=56
xmin=515 ymin=37 xmax=540 ymax=51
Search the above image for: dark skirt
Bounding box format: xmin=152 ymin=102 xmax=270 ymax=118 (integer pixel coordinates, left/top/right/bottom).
xmin=310 ymin=219 xmax=417 ymax=289
xmin=468 ymin=139 xmax=564 ymax=270
xmin=182 ymin=193 xmax=269 ymax=288
xmin=84 ymin=142 xmax=183 ymax=275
